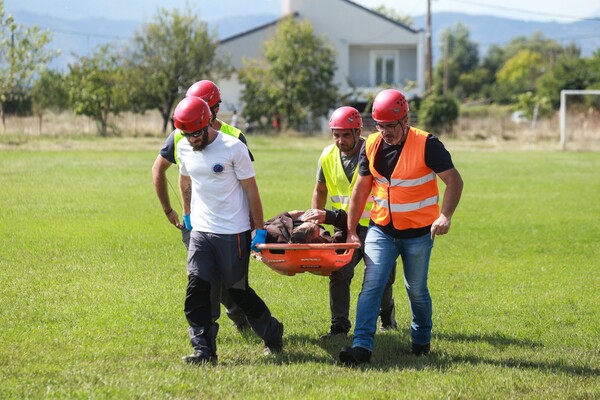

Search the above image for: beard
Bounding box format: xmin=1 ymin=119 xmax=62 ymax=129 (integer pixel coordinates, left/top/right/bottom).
xmin=191 ymin=133 xmax=209 ymax=152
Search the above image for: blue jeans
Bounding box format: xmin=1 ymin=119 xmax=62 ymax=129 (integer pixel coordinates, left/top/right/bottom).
xmin=352 ymin=226 xmax=434 ymax=351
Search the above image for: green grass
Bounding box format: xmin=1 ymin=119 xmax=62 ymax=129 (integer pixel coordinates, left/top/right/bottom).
xmin=1 ymin=136 xmax=599 ymax=399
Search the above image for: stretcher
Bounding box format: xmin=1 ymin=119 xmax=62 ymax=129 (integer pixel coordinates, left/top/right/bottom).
xmin=252 ymin=242 xmax=361 ymax=276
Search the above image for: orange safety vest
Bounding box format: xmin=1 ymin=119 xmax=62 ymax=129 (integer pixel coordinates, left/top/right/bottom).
xmin=365 ymin=128 xmax=440 ymax=230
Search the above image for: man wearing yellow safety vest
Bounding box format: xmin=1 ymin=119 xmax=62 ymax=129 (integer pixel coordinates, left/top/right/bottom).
xmin=307 ymin=106 xmax=397 ymax=340
xmin=339 ymin=89 xmax=463 ymax=366
xmin=152 ymin=80 xmax=252 ymax=333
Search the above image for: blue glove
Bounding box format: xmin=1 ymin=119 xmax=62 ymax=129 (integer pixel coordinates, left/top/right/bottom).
xmin=183 ymin=214 xmax=192 ymax=231
xmin=251 ymin=229 xmax=267 ymax=252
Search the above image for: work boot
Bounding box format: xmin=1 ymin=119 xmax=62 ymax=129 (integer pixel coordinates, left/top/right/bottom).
xmin=320 ymin=331 xmax=347 ymax=340
xmin=235 ymin=320 xmax=251 ymax=333
xmin=411 ymin=342 xmax=431 ymax=356
xmin=182 ymin=348 xmax=218 ymax=365
xmin=321 ymin=321 xmax=350 ymax=340
xmin=263 ymin=321 xmax=284 ymax=355
xmin=339 ymin=346 xmax=372 ymax=366
xmin=379 ymin=305 xmax=398 ymax=331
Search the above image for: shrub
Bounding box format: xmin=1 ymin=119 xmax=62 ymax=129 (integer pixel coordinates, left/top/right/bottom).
xmin=417 ymin=95 xmax=460 ymax=134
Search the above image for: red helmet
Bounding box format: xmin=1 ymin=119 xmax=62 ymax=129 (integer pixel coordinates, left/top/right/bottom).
xmin=186 ymin=80 xmax=221 ymax=108
xmin=329 ymin=106 xmax=363 ymax=130
xmin=173 ymin=97 xmax=211 ymax=132
xmin=372 ymin=89 xmax=409 ymax=122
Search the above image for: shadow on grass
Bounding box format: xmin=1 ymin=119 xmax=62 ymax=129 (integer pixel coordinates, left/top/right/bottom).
xmin=434 ymin=331 xmax=544 ymax=349
xmin=301 ymin=330 xmax=599 ymax=377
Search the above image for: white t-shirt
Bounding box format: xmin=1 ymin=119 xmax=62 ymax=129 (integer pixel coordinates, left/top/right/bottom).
xmin=177 ymin=132 xmax=256 ymax=234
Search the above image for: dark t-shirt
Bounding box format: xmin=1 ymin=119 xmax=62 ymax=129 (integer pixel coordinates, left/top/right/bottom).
xmin=358 ymin=132 xmax=455 ymax=238
xmin=317 ymin=140 xmax=364 ymax=184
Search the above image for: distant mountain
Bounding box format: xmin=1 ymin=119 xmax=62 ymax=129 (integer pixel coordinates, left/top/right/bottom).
xmin=413 ymin=12 xmax=600 ymax=61
xmin=9 ymin=10 xmax=277 ymax=70
xmin=9 ymin=10 xmax=600 ymax=71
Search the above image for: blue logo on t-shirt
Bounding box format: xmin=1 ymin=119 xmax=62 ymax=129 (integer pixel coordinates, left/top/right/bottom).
xmin=212 ymin=163 xmax=224 ymax=173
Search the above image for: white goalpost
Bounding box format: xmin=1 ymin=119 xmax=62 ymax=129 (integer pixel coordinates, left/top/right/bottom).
xmin=559 ymin=89 xmax=600 ymax=150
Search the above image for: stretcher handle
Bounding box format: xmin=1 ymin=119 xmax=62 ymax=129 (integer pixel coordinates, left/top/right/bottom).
xmin=255 ymin=242 xmax=361 ymax=251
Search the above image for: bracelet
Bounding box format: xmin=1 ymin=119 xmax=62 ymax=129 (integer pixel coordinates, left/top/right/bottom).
xmin=164 ymin=208 xmax=173 ymax=215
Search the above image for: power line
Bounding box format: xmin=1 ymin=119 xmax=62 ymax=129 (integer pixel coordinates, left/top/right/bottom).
xmin=445 ymin=0 xmax=600 ymax=22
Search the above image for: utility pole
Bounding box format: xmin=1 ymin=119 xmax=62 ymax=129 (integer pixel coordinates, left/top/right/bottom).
xmin=426 ymin=0 xmax=432 ymax=93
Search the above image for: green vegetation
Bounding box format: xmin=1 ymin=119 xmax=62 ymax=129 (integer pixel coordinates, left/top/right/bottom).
xmin=0 ymin=1 xmax=57 ymax=128
xmin=2 ymin=1 xmax=600 ymax=137
xmin=239 ymin=16 xmax=338 ymax=131
xmin=1 ymin=136 xmax=598 ymax=398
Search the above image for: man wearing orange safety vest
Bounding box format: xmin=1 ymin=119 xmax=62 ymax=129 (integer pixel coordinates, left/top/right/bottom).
xmin=307 ymin=106 xmax=397 ymax=340
xmin=339 ymin=89 xmax=463 ymax=365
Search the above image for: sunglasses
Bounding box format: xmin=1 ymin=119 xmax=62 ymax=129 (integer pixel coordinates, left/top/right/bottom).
xmin=375 ymin=120 xmax=402 ymax=131
xmin=182 ymin=127 xmax=208 ymax=138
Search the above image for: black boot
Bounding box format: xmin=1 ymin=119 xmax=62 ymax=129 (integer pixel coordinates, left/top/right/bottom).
xmin=263 ymin=320 xmax=284 ymax=355
xmin=379 ymin=305 xmax=398 ymax=331
xmin=320 ymin=323 xmax=348 ymax=340
xmin=184 ymin=323 xmax=219 ymax=364
xmin=182 ymin=349 xmax=218 ymax=365
xmin=339 ymin=346 xmax=372 ymax=365
xmin=411 ymin=342 xmax=430 ymax=356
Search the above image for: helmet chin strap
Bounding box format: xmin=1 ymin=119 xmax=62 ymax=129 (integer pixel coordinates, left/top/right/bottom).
xmin=351 ymin=129 xmax=361 ymax=151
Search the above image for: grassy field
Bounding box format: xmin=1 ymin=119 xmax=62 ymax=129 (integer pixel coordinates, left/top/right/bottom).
xmin=1 ymin=135 xmax=599 ymax=399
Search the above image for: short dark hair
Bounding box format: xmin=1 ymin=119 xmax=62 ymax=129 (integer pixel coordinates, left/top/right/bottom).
xmin=290 ymin=222 xmax=320 ymax=243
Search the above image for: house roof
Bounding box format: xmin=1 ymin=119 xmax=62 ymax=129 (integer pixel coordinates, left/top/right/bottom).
xmin=219 ymin=12 xmax=299 ymax=45
xmin=219 ymin=0 xmax=421 ymax=44
xmin=342 ymin=0 xmax=420 ymax=34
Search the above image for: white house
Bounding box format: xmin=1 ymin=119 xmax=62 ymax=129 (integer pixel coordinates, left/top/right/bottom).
xmin=217 ymin=0 xmax=426 ymax=115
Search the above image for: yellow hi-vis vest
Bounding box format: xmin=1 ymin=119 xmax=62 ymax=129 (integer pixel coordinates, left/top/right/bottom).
xmin=319 ymin=143 xmax=373 ymax=227
xmin=365 ymin=128 xmax=439 ymax=230
xmin=173 ymin=120 xmax=242 ymax=164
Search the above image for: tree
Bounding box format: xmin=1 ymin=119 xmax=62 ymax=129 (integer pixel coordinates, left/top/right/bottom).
xmin=495 ymin=49 xmax=544 ymax=103
xmin=30 ymin=69 xmax=69 ymax=133
xmin=67 ymin=44 xmax=130 ymax=137
xmin=417 ymin=95 xmax=459 ymax=135
xmin=126 ymin=6 xmax=228 ymax=134
xmin=0 ymin=2 xmax=58 ymax=129
xmin=373 ymin=5 xmax=414 ymax=26
xmin=537 ymin=53 xmax=596 ymax=108
xmin=433 ymin=23 xmax=479 ymax=98
xmin=238 ymin=16 xmax=338 ymax=131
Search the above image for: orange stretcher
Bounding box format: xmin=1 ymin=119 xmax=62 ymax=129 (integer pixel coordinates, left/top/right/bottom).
xmin=252 ymin=242 xmax=361 ymax=276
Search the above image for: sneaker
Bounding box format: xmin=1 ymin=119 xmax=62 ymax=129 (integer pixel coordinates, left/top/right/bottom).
xmin=411 ymin=342 xmax=431 ymax=356
xmin=339 ymin=346 xmax=372 ymax=365
xmin=182 ymin=349 xmax=218 ymax=365
xmin=319 ymin=331 xmax=347 ymax=340
xmin=264 ymin=321 xmax=284 ymax=355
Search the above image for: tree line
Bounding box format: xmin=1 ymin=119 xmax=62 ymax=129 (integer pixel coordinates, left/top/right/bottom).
xmin=1 ymin=1 xmax=599 ymax=136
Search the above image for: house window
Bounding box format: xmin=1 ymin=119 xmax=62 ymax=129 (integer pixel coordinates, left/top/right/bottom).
xmin=371 ymin=51 xmax=397 ymax=86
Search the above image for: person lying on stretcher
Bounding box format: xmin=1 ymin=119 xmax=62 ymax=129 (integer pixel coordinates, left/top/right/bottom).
xmin=263 ymin=209 xmax=349 ymax=244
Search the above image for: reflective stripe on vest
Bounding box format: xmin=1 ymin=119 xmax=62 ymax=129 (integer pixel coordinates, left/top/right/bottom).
xmin=372 ymin=194 xmax=439 ymax=212
xmin=365 ymin=129 xmax=439 ymax=230
xmin=319 ymin=143 xmax=372 ymax=226
xmin=330 ymin=194 xmax=372 ymax=220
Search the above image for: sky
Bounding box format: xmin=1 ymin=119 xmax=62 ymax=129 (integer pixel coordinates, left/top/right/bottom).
xmin=4 ymin=0 xmax=599 ymax=23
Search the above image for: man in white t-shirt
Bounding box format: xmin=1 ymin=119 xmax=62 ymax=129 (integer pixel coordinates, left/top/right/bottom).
xmin=173 ymin=96 xmax=283 ymax=364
